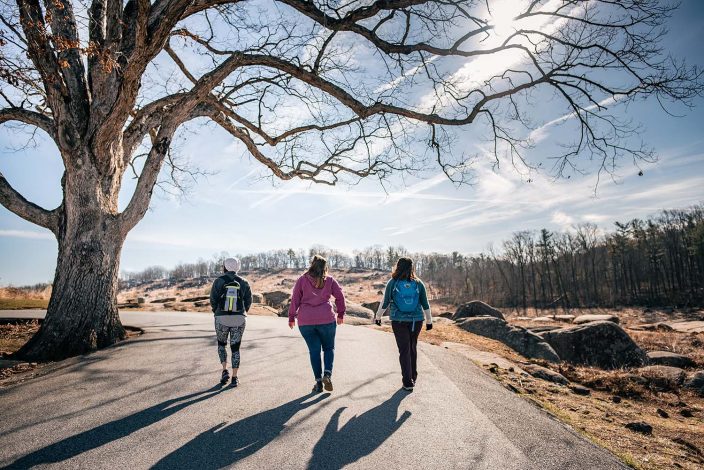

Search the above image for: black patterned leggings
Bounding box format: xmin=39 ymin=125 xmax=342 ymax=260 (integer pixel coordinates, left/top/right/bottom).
xmin=215 ymin=322 xmax=246 ymax=368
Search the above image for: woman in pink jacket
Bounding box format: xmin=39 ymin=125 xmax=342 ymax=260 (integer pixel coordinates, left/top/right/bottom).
xmin=289 ymin=255 xmax=346 ymax=393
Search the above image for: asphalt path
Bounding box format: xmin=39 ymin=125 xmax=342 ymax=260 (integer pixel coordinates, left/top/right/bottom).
xmin=0 ymin=310 xmax=626 ymax=469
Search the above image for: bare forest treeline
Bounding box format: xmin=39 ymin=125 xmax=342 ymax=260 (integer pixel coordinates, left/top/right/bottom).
xmin=120 ymin=205 xmax=704 ymax=308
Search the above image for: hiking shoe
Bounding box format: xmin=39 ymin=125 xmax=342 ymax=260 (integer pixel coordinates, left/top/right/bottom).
xmin=220 ymin=370 xmax=230 ymax=385
xmin=312 ymin=381 xmax=324 ymax=393
xmin=231 ymin=376 xmax=239 ymax=387
xmin=322 ymin=374 xmax=333 ymax=392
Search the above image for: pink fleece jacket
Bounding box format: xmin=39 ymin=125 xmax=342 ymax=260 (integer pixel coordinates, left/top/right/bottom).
xmin=288 ymin=274 xmax=346 ymax=326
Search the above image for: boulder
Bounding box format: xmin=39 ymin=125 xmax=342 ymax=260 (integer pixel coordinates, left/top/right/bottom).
xmin=117 ymin=302 xmax=140 ymax=309
xmin=665 ymin=321 xmax=704 ymax=334
xmin=453 ymin=301 xmax=505 ymax=321
xmin=540 ymin=321 xmax=646 ymax=369
xmin=639 ymin=365 xmax=686 ymax=390
xmin=262 ymin=291 xmax=291 ymax=308
xmin=278 ymin=302 xmax=291 ymax=318
xmin=569 ymin=384 xmax=591 ymax=396
xmin=457 ymin=317 xmax=560 ymax=362
xmin=528 ymin=326 xmax=563 ymax=334
xmin=361 ymin=301 xmax=381 ymax=313
xmin=531 ymin=315 xmax=575 ymax=323
xmin=573 ymin=314 xmax=620 ymax=325
xmin=531 ymin=316 xmax=555 ymax=322
xmin=625 ymin=422 xmax=652 ymax=435
xmin=522 ymin=364 xmax=569 ymax=385
xmin=252 ymin=293 xmax=263 ymax=303
xmin=634 ymin=322 xmax=673 ymax=332
xmin=683 ymin=371 xmax=704 ymax=395
xmin=342 ymin=303 xmax=375 ymax=320
xmin=646 ymin=351 xmax=696 ymax=368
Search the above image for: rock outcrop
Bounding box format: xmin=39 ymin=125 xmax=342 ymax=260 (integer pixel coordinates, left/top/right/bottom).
xmin=573 ymin=314 xmax=620 ymax=325
xmin=683 ymin=371 xmax=704 ymax=396
xmin=522 ymin=364 xmax=569 ymax=385
xmin=452 ymin=301 xmax=505 ymax=321
xmin=639 ymin=365 xmax=686 ymax=390
xmin=646 ymin=351 xmax=696 ymax=368
xmin=457 ymin=317 xmax=560 ymax=362
xmin=182 ymin=296 xmax=209 ymax=302
xmin=262 ymin=291 xmax=290 ymax=309
xmin=340 ymin=303 xmax=375 ymax=319
xmin=531 ymin=315 xmax=575 ymax=323
xmin=665 ymin=321 xmax=704 ymax=333
xmin=539 ymin=321 xmax=646 ymax=369
xmin=362 ymin=301 xmax=381 ymax=313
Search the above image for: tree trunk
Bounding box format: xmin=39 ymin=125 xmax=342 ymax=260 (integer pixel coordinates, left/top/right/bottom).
xmin=16 ymin=163 xmax=127 ymax=361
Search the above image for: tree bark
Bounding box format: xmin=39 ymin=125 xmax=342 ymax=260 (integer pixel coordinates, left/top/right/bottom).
xmin=16 ymin=161 xmax=127 ymax=361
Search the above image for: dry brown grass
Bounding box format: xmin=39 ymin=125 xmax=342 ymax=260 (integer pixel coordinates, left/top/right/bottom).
xmin=0 ymin=286 xmax=51 ymax=310
xmin=0 ymin=320 xmax=40 ymax=356
xmin=0 ymin=286 xmax=52 ymax=300
xmin=413 ymin=320 xmax=704 ymax=470
xmin=629 ymin=330 xmax=704 ymax=365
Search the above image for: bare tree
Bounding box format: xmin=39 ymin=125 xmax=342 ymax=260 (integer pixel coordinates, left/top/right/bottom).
xmin=0 ymin=0 xmax=701 ymax=359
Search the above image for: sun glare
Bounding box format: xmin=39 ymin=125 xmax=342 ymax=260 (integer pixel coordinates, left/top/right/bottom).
xmin=489 ymin=1 xmax=525 ymax=39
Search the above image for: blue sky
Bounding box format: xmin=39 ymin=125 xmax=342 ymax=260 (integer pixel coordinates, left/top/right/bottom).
xmin=1 ymin=1 xmax=704 ymax=286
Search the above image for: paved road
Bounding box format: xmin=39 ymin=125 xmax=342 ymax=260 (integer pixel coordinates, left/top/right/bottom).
xmin=0 ymin=310 xmax=626 ymax=469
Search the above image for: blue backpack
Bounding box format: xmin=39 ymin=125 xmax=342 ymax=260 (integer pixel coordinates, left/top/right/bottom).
xmin=392 ymin=279 xmax=420 ymax=313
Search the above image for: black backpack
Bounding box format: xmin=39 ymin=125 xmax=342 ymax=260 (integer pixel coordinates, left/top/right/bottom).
xmin=219 ymin=273 xmax=244 ymax=313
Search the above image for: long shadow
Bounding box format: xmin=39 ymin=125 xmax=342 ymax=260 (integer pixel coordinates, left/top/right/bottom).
xmin=3 ymin=384 xmax=225 ymax=469
xmin=152 ymin=393 xmax=329 ymax=469
xmin=307 ymin=390 xmax=411 ymax=469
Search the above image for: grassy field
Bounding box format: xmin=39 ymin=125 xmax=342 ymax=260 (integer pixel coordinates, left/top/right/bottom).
xmin=0 ymin=298 xmax=49 ymax=310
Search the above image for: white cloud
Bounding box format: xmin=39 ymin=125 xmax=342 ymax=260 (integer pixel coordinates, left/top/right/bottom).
xmin=551 ymin=211 xmax=575 ymax=230
xmin=0 ymin=229 xmax=53 ymax=240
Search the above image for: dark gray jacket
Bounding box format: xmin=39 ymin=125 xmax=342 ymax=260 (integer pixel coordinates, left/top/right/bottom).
xmin=210 ymin=272 xmax=252 ymax=316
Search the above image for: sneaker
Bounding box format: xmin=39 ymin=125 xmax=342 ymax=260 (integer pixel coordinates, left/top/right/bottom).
xmin=231 ymin=376 xmax=239 ymax=387
xmin=402 ymin=385 xmax=414 ymax=392
xmin=220 ymin=370 xmax=230 ymax=385
xmin=322 ymin=373 xmax=333 ymax=392
xmin=312 ymin=381 xmax=324 ymax=393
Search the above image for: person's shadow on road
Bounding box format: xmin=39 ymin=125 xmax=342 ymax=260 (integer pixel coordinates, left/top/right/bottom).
xmin=4 ymin=384 xmax=226 ymax=469
xmin=307 ymin=389 xmax=411 ymax=469
xmin=152 ymin=392 xmax=329 ymax=469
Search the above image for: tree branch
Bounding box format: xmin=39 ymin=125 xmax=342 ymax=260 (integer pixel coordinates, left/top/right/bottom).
xmin=0 ymin=171 xmax=58 ymax=232
xmin=0 ymin=107 xmax=56 ymax=138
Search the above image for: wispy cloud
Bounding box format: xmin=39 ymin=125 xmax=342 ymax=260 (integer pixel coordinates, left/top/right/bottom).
xmin=292 ymin=206 xmax=348 ymax=230
xmin=529 ymin=97 xmax=617 ymax=144
xmin=127 ymin=233 xmax=198 ymax=248
xmin=0 ymin=229 xmax=53 ymax=240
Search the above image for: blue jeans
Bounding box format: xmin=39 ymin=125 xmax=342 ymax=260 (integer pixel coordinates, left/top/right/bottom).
xmin=299 ymin=321 xmax=336 ymax=381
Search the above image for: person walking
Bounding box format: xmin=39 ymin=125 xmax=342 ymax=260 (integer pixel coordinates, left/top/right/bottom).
xmin=209 ymin=257 xmax=252 ymax=387
xmin=288 ymin=255 xmax=346 ymax=393
xmin=374 ymin=257 xmax=433 ymax=392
